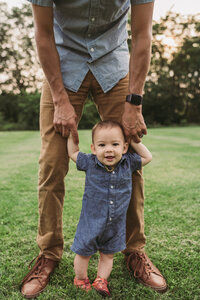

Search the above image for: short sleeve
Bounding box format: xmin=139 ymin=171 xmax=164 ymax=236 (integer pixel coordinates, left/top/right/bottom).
xmin=126 ymin=152 xmax=142 ymax=172
xmin=26 ymin=0 xmax=53 ymax=7
xmin=131 ymin=0 xmax=154 ymax=5
xmin=76 ymin=152 xmax=91 ymax=172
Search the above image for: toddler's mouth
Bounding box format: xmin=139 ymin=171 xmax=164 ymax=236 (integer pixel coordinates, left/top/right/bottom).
xmin=105 ymin=156 xmax=114 ymax=160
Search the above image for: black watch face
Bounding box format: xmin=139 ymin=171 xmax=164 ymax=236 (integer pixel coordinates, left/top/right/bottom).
xmin=131 ymin=94 xmax=142 ymax=105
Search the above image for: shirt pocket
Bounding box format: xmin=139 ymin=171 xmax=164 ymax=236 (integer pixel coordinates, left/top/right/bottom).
xmin=87 ymin=168 xmax=108 ymax=188
xmin=117 ymin=174 xmax=131 ymax=189
xmin=99 ymin=0 xmax=129 ymax=24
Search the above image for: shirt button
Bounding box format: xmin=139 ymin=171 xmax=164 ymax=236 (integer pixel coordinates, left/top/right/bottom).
xmin=109 ymin=217 xmax=112 ymax=221
xmin=88 ymin=33 xmax=91 ymax=37
xmin=90 ymin=47 xmax=94 ymax=52
xmin=110 ymin=185 xmax=114 ymax=189
xmin=112 ymin=171 xmax=115 ymax=174
xmin=110 ymin=201 xmax=113 ymax=204
xmin=91 ymin=17 xmax=95 ymax=22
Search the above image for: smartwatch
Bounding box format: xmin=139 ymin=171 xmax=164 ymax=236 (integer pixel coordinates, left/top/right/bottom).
xmin=126 ymin=93 xmax=143 ymax=106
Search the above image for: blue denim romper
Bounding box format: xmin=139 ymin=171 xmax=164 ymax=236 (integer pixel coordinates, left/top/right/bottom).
xmin=71 ymin=152 xmax=141 ymax=256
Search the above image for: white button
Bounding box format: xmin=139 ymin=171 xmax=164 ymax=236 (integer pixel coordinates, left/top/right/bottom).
xmin=110 ymin=185 xmax=114 ymax=189
xmin=109 ymin=217 xmax=112 ymax=221
xmin=88 ymin=33 xmax=91 ymax=37
xmin=110 ymin=201 xmax=113 ymax=204
xmin=91 ymin=17 xmax=95 ymax=22
xmin=90 ymin=47 xmax=94 ymax=52
xmin=112 ymin=171 xmax=115 ymax=174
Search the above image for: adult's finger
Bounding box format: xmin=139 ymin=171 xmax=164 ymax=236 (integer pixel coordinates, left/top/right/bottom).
xmin=135 ymin=121 xmax=147 ymax=139
xmin=53 ymin=114 xmax=61 ymax=133
xmin=54 ymin=123 xmax=59 ymax=132
xmin=139 ymin=118 xmax=147 ymax=136
xmin=141 ymin=127 xmax=147 ymax=135
xmin=123 ymin=126 xmax=131 ymax=143
xmin=132 ymin=134 xmax=141 ymax=143
xmin=138 ymin=131 xmax=144 ymax=139
xmin=62 ymin=126 xmax=69 ymax=138
xmin=54 ymin=122 xmax=62 ymax=134
xmin=137 ymin=127 xmax=145 ymax=138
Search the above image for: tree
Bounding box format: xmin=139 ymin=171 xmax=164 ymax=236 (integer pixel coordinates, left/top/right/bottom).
xmin=0 ymin=4 xmax=199 ymax=129
xmin=171 ymin=21 xmax=200 ymax=123
xmin=79 ymin=96 xmax=100 ymax=129
xmin=0 ymin=2 xmax=42 ymax=94
xmin=0 ymin=92 xmax=40 ymax=130
xmin=143 ymin=12 xmax=200 ymax=125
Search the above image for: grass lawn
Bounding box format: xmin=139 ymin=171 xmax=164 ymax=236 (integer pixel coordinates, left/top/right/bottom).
xmin=0 ymin=127 xmax=200 ymax=300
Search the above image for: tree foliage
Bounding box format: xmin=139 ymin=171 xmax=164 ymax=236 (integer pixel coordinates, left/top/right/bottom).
xmin=0 ymin=4 xmax=199 ymax=130
xmin=79 ymin=96 xmax=100 ymax=129
xmin=0 ymin=92 xmax=40 ymax=130
xmin=143 ymin=12 xmax=200 ymax=125
xmin=0 ymin=2 xmax=42 ymax=94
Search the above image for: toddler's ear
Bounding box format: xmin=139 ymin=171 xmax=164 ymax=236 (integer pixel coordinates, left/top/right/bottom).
xmin=91 ymin=144 xmax=96 ymax=154
xmin=123 ymin=142 xmax=129 ymax=154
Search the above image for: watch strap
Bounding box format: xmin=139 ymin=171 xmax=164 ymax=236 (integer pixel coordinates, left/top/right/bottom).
xmin=126 ymin=94 xmax=143 ymax=105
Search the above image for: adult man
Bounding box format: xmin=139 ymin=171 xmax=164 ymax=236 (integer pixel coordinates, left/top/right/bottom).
xmin=21 ymin=0 xmax=167 ymax=298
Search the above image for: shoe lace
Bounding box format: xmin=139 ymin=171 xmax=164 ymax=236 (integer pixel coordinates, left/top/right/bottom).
xmin=21 ymin=255 xmax=47 ymax=287
xmin=127 ymin=252 xmax=154 ymax=279
xmin=83 ymin=279 xmax=91 ymax=291
xmin=76 ymin=278 xmax=91 ymax=291
xmin=94 ymin=277 xmax=108 ymax=290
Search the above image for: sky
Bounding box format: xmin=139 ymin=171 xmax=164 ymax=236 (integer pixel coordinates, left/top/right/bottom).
xmin=2 ymin=0 xmax=200 ymax=21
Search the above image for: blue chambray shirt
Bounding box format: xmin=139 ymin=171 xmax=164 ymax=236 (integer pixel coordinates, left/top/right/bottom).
xmin=27 ymin=0 xmax=154 ymax=92
xmin=71 ymin=151 xmax=141 ymax=255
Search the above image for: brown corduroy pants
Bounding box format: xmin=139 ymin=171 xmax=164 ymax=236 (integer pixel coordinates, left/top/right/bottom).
xmin=37 ymin=71 xmax=146 ymax=261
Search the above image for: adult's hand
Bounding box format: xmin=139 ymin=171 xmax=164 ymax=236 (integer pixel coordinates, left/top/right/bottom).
xmin=31 ymin=5 xmax=79 ymax=144
xmin=53 ymin=97 xmax=79 ymax=144
xmin=122 ymin=102 xmax=147 ymax=143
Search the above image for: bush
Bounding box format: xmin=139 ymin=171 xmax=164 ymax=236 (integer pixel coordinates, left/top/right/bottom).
xmin=78 ymin=99 xmax=100 ymax=129
xmin=0 ymin=93 xmax=100 ymax=130
xmin=0 ymin=93 xmax=40 ymax=130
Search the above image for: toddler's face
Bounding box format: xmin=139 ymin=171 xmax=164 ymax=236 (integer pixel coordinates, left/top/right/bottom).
xmin=91 ymin=127 xmax=128 ymax=167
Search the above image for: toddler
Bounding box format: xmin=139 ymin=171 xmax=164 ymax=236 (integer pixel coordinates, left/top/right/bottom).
xmin=67 ymin=120 xmax=152 ymax=297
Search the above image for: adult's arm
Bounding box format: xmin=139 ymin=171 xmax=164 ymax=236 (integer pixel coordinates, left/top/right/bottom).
xmin=122 ymin=2 xmax=154 ymax=143
xmin=32 ymin=5 xmax=79 ymax=143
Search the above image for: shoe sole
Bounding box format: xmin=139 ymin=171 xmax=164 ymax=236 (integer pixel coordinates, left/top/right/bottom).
xmin=93 ymin=287 xmax=111 ymax=297
xmin=21 ymin=261 xmax=58 ymax=299
xmin=138 ymin=278 xmax=168 ymax=293
xmin=21 ymin=286 xmax=46 ymax=299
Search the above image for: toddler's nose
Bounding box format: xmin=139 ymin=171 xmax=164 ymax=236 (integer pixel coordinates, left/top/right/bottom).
xmin=105 ymin=145 xmax=113 ymax=152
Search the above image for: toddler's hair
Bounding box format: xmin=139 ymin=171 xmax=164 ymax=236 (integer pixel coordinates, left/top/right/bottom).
xmin=92 ymin=120 xmax=126 ymax=143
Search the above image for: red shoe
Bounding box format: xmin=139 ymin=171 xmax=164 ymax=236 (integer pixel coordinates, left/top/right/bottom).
xmin=92 ymin=277 xmax=111 ymax=297
xmin=74 ymin=277 xmax=91 ymax=292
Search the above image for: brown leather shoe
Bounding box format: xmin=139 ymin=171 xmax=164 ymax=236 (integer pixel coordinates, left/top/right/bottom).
xmin=20 ymin=255 xmax=58 ymax=299
xmin=126 ymin=251 xmax=167 ymax=293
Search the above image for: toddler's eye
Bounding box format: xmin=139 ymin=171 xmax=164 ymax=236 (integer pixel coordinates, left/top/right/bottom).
xmin=98 ymin=143 xmax=105 ymax=147
xmin=113 ymin=143 xmax=119 ymax=146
